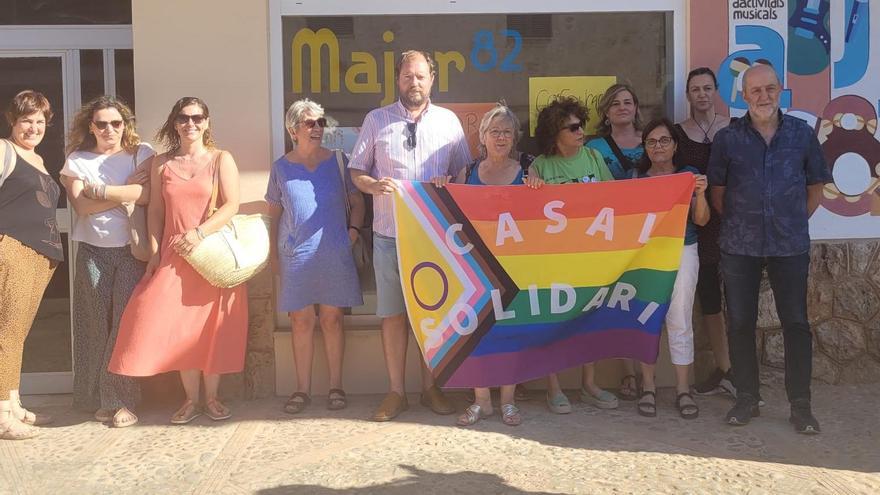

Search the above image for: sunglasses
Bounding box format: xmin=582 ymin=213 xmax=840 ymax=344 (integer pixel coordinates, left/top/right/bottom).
xmin=406 ymin=122 xmax=417 ymax=149
xmin=92 ymin=120 xmax=124 ymax=130
xmin=564 ymin=121 xmax=584 ymax=133
xmin=174 ymin=113 xmax=207 ymax=125
xmin=301 ymin=117 xmax=327 ymax=129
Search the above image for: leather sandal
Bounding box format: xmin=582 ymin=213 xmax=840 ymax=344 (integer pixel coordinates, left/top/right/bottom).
xmin=205 ymin=399 xmax=232 ymax=421
xmin=618 ymin=374 xmax=639 ymax=401
xmin=456 ymin=404 xmax=491 ymax=426
xmin=676 ymin=392 xmax=699 ymax=420
xmin=283 ymin=392 xmax=311 ymax=414
xmin=638 ymin=390 xmax=657 ymax=418
xmin=327 ymin=389 xmax=347 ymax=411
xmin=170 ymin=400 xmax=202 ymax=425
xmin=111 ymin=408 xmax=139 ymax=428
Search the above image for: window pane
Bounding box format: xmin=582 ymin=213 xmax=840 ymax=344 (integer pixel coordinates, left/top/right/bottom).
xmin=114 ymin=49 xmax=136 ymax=112
xmin=281 ymin=12 xmax=673 ymax=318
xmin=80 ymin=49 xmax=105 ymax=104
xmin=0 ymin=0 xmax=131 ymax=25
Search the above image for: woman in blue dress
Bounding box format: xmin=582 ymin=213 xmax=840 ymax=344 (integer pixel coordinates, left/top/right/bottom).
xmin=266 ymin=99 xmax=364 ymax=414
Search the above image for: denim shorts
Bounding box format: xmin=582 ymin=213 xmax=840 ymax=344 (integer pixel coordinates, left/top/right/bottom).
xmin=372 ymin=233 xmax=407 ymax=317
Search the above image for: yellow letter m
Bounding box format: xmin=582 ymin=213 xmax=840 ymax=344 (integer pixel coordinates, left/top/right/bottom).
xmin=291 ymin=28 xmax=340 ymax=93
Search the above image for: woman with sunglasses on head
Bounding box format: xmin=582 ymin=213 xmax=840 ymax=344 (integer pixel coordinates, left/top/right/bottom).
xmin=0 ymin=90 xmax=61 ymax=440
xmin=59 ymin=96 xmax=154 ymax=428
xmin=674 ymin=67 xmax=735 ymax=398
xmin=267 ymin=99 xmax=364 ymax=415
xmin=529 ymin=96 xmax=615 ymax=415
xmin=631 ymin=118 xmax=709 ymax=419
xmin=109 ymin=97 xmax=247 ymax=425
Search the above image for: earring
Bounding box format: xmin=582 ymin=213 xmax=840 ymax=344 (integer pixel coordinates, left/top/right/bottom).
xmin=604 ymin=118 xmax=610 ymax=125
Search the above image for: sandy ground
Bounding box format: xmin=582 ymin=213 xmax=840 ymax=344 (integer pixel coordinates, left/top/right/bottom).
xmin=1 ymin=380 xmax=878 ymax=494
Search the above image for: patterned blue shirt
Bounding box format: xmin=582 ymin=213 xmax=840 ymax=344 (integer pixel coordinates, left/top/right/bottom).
xmin=707 ymin=112 xmax=831 ymax=257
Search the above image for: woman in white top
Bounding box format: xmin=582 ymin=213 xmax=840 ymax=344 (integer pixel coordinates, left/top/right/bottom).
xmin=60 ymin=95 xmax=154 ymax=428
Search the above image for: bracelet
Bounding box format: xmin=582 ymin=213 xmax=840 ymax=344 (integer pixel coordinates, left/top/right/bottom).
xmin=348 ymin=226 xmax=360 ymax=233
xmin=195 ymin=226 xmax=206 ymax=239
xmin=97 ymin=184 xmax=107 ymax=200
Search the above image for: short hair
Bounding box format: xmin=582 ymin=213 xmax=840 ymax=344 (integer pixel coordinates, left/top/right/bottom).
xmin=636 ymin=117 xmax=679 ymax=174
xmin=285 ymin=98 xmax=324 ymax=131
xmin=5 ymin=90 xmax=53 ymax=127
xmin=595 ymin=83 xmax=642 ymax=137
xmin=477 ymin=104 xmax=521 ymax=159
xmin=686 ymin=67 xmax=718 ymax=90
xmin=395 ymin=50 xmax=435 ymax=79
xmin=741 ymin=62 xmax=780 ymax=93
xmin=534 ymin=96 xmax=589 ymax=157
xmin=155 ymin=96 xmax=215 ymax=152
xmin=67 ymin=95 xmax=141 ymax=155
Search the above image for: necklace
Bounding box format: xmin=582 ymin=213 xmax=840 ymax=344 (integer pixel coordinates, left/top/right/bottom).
xmin=695 ymin=114 xmax=717 ymax=144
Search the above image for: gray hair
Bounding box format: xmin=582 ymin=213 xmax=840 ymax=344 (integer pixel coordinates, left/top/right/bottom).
xmin=478 ymin=104 xmax=521 ymax=159
xmin=284 ymin=98 xmax=324 ymax=131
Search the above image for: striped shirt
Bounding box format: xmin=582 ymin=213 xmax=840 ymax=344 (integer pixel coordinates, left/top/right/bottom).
xmin=349 ymin=100 xmax=471 ymax=237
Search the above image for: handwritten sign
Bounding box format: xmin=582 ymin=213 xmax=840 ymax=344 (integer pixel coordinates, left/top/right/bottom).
xmin=528 ymin=76 xmax=617 ymax=136
xmin=438 ymin=103 xmax=497 ymax=158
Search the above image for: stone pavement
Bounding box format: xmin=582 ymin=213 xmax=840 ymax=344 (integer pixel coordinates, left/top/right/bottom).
xmin=1 ymin=381 xmax=878 ymax=495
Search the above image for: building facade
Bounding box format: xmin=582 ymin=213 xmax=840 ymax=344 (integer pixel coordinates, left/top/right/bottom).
xmin=3 ymin=0 xmax=879 ymax=398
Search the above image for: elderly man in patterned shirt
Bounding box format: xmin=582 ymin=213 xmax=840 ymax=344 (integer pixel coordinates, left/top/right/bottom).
xmin=350 ymin=50 xmax=472 ymax=422
xmin=708 ymin=64 xmax=831 ymax=434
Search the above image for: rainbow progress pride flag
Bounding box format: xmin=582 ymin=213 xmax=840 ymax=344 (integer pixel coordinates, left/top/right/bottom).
xmin=392 ymin=174 xmax=695 ymax=388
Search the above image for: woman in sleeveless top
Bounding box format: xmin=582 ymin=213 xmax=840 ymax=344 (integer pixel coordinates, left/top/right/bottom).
xmin=433 ymin=104 xmax=543 ymax=427
xmin=109 ymin=97 xmax=247 ymax=424
xmin=60 ymin=96 xmax=154 ymax=428
xmin=0 ymin=90 xmax=61 ymax=440
xmin=674 ymin=67 xmax=735 ymax=397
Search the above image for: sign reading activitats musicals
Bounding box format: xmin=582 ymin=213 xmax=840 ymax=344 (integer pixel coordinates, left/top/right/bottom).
xmin=392 ymin=175 xmax=694 ymax=387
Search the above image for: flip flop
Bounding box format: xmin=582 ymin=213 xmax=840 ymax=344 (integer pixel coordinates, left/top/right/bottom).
xmin=170 ymin=401 xmax=202 ymax=425
xmin=205 ymin=399 xmax=232 ymax=421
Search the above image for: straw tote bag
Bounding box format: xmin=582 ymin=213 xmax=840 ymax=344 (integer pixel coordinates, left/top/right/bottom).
xmin=183 ymin=152 xmax=271 ymax=288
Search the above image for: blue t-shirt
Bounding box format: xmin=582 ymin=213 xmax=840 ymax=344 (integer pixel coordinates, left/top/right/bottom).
xmin=465 ymin=161 xmax=524 ymax=185
xmin=585 ymin=137 xmax=645 ymax=180
xmin=635 ymin=165 xmax=700 ymax=245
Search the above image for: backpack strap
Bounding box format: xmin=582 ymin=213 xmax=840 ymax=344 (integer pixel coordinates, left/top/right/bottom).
xmin=463 ymin=159 xmax=480 ymax=184
xmin=604 ymin=136 xmax=635 ymax=172
xmin=0 ymin=139 xmax=15 ymax=190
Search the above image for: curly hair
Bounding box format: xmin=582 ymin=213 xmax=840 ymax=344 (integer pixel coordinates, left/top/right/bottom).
xmin=66 ymin=95 xmax=140 ymax=155
xmin=155 ymin=96 xmax=216 ymax=152
xmin=5 ymin=89 xmax=53 ymax=127
xmin=534 ymin=96 xmax=589 ymax=157
xmin=594 ymin=83 xmax=643 ymax=137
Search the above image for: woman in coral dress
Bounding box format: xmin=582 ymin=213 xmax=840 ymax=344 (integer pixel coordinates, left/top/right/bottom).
xmin=109 ymin=97 xmax=247 ymax=424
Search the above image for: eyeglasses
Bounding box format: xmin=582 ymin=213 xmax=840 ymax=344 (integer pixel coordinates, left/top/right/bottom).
xmin=563 ymin=121 xmax=584 ymax=133
xmin=488 ymin=129 xmax=515 ymax=139
xmin=645 ymin=136 xmax=674 ymax=148
xmin=174 ymin=113 xmax=207 ymax=125
xmin=92 ymin=120 xmax=124 ymax=130
xmin=406 ymin=122 xmax=417 ymax=149
xmin=301 ymin=117 xmax=327 ymax=129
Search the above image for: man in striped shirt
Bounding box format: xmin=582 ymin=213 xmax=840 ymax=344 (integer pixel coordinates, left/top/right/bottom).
xmin=350 ymin=50 xmax=471 ymax=422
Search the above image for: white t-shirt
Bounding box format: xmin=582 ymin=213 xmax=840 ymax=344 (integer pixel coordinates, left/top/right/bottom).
xmin=61 ymin=144 xmax=155 ymax=247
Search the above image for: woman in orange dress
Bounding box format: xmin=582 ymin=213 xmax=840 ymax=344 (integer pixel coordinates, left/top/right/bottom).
xmin=109 ymin=97 xmax=247 ymax=424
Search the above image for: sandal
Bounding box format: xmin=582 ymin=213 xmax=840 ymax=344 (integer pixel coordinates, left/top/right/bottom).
xmin=94 ymin=408 xmax=114 ymax=423
xmin=618 ymin=374 xmax=639 ymax=401
xmin=637 ymin=390 xmax=657 ymax=418
xmin=205 ymin=399 xmax=232 ymax=421
xmin=546 ymin=392 xmax=572 ymax=414
xmin=676 ymin=392 xmax=699 ymax=420
xmin=170 ymin=400 xmax=202 ymax=425
xmin=111 ymin=408 xmax=139 ymax=428
xmin=283 ymin=392 xmax=311 ymax=414
xmin=500 ymin=403 xmax=522 ymax=426
xmin=327 ymin=389 xmax=347 ymax=411
xmin=456 ymin=404 xmax=491 ymax=426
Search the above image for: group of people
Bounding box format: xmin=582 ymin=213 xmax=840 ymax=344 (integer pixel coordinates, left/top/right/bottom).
xmin=0 ymin=48 xmax=827 ymax=441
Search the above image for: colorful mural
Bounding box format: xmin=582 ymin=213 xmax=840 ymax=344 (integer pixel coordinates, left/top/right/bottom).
xmin=706 ymin=0 xmax=880 ymax=240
